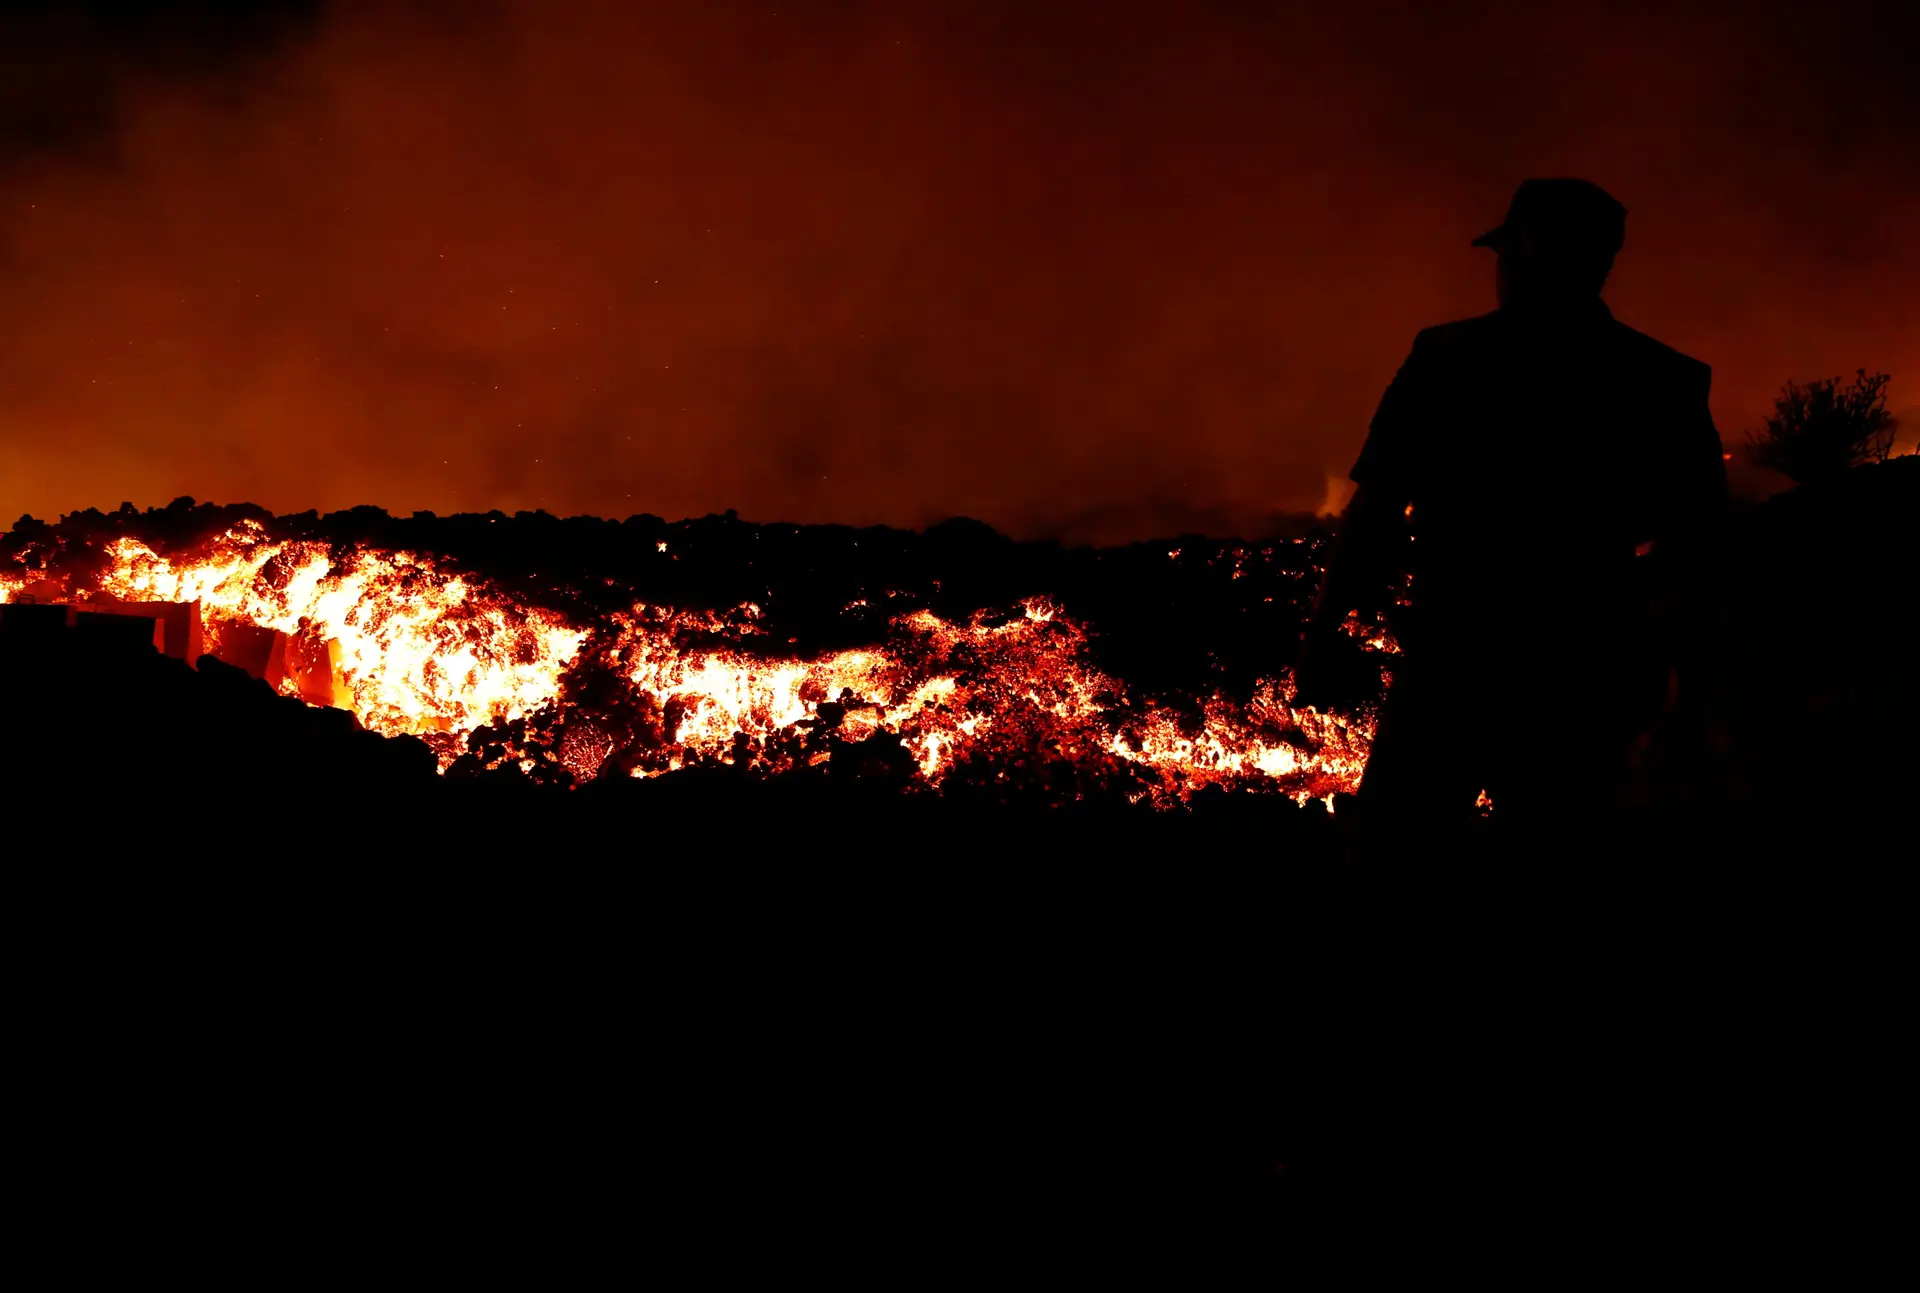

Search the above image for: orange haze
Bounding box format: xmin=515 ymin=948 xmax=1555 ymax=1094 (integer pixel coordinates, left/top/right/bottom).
xmin=2 ymin=0 xmax=1914 ymax=542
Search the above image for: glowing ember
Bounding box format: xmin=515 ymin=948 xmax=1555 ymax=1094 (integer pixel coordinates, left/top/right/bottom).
xmin=2 ymin=520 xmax=1376 ymax=806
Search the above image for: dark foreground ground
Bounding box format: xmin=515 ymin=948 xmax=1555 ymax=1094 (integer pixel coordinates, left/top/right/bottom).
xmin=7 ymin=462 xmax=1915 ymax=1278
xmin=16 ymin=812 xmax=1909 ymax=1280
xmin=10 ymin=731 xmax=1907 ymax=1280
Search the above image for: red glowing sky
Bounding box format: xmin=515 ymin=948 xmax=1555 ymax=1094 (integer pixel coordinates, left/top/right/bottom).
xmin=1 ymin=0 xmax=1914 ymax=541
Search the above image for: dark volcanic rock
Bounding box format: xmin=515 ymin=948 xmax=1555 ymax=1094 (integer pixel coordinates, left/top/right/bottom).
xmin=0 ymin=607 xmax=437 ymax=831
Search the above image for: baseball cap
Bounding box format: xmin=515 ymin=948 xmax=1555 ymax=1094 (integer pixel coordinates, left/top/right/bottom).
xmin=1472 ymin=178 xmax=1627 ymax=256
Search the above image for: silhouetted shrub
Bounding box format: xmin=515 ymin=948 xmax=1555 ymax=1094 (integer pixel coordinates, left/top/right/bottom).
xmin=1747 ymin=369 xmax=1897 ymax=485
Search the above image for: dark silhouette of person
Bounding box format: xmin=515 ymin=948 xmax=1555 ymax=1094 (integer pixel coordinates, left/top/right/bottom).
xmin=1294 ymin=178 xmax=1728 ymax=836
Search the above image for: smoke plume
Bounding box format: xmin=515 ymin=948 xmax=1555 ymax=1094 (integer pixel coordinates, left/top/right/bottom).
xmin=2 ymin=0 xmax=1914 ymax=540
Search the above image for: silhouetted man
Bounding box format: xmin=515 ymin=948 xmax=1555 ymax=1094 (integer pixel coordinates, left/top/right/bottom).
xmin=1294 ymin=179 xmax=1728 ymax=837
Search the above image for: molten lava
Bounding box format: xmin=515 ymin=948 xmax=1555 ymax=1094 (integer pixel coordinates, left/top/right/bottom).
xmin=1 ymin=518 xmax=1379 ymax=805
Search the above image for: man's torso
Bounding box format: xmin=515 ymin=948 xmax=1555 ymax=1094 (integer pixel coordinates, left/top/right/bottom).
xmin=1359 ymin=305 xmax=1715 ymax=666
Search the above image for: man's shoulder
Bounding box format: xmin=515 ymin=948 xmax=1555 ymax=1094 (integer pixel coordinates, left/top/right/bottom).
xmin=1603 ymin=319 xmax=1711 ymax=385
xmin=1410 ymin=312 xmax=1504 ymax=353
xmin=1407 ymin=311 xmax=1711 ymax=389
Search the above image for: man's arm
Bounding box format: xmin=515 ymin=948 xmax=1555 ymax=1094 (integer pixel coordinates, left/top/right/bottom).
xmin=1309 ymin=483 xmax=1408 ymax=632
xmin=1292 ymin=484 xmax=1410 ymax=710
xmin=1293 ymin=333 xmax=1428 ymax=707
xmin=1310 ymin=330 xmax=1429 ymax=628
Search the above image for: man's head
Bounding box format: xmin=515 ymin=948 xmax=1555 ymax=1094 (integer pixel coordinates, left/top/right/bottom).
xmin=1474 ymin=179 xmax=1627 ymax=310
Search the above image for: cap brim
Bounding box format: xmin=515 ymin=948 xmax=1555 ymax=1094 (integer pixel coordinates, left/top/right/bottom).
xmin=1470 ymin=225 xmax=1511 ymax=249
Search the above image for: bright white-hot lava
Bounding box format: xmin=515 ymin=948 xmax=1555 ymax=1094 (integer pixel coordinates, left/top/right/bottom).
xmin=2 ymin=521 xmax=1376 ymax=805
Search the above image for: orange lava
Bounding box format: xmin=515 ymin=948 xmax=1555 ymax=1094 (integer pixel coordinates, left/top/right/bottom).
xmin=2 ymin=522 xmax=1376 ymax=804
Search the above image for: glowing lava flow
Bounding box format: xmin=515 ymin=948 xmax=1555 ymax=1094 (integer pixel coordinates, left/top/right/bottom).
xmin=600 ymin=600 xmax=1373 ymax=800
xmin=2 ymin=522 xmax=1374 ymax=804
xmin=19 ymin=523 xmax=588 ymax=740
